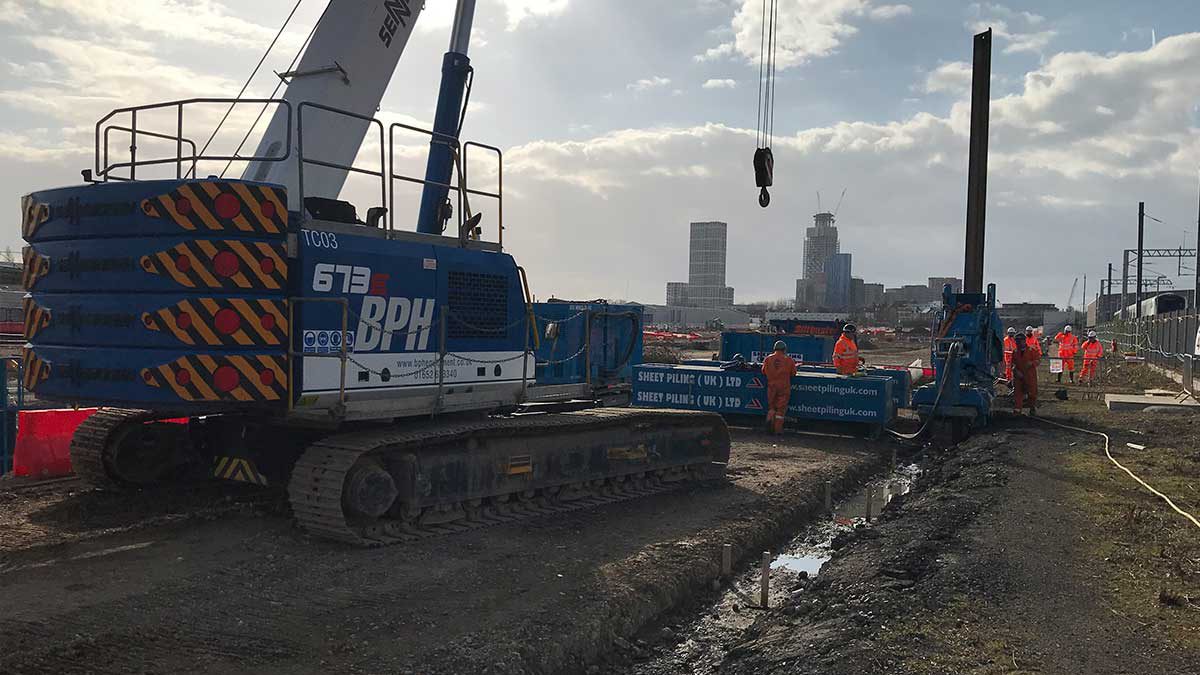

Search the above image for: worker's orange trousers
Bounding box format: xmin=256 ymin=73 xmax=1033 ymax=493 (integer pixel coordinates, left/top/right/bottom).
xmin=766 ymin=385 xmax=790 ymax=434
xmin=1081 ymin=358 xmax=1098 ymax=382
xmin=1060 ymin=353 xmax=1076 ymax=372
xmin=1013 ymin=369 xmax=1038 ymax=412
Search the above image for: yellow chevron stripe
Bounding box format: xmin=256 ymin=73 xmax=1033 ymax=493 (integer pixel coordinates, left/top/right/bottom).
xmin=154 ymin=251 xmax=196 ymax=288
xmin=157 ymin=194 xmax=197 ymax=231
xmin=253 ymin=242 xmax=286 ymax=280
xmin=261 ymin=187 xmax=286 ymax=223
xmin=256 ymin=355 xmax=287 ymax=389
xmin=179 ymin=185 xmax=223 ymax=231
xmin=157 ymin=308 xmax=196 ymax=345
xmin=226 ymin=240 xmax=276 ymax=289
xmin=184 ymin=242 xmax=223 ymax=288
xmin=228 ymin=298 xmax=276 ymax=344
xmin=231 ymin=183 xmax=274 ymax=232
xmin=179 ymin=300 xmax=220 ymax=346
xmin=228 ymin=355 xmax=275 ymax=399
xmin=183 ymin=356 xmax=219 ymax=401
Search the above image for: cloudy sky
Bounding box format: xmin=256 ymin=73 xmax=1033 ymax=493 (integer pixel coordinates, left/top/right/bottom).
xmin=3 ymin=0 xmax=1200 ymax=307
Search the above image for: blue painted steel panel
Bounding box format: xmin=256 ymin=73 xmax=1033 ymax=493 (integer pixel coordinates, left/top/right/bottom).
xmin=22 ymin=180 xmax=291 ymax=412
xmin=531 ymin=302 xmax=643 ymax=387
xmin=24 ymin=236 xmax=287 ymax=294
xmin=22 ymin=180 xmax=288 ymax=242
xmin=719 ymin=332 xmax=833 ymax=364
xmin=632 ymin=364 xmax=894 ymax=425
xmin=25 ymin=345 xmax=287 ymax=411
xmin=291 ymin=227 xmax=530 ymax=396
xmin=796 ymin=364 xmax=911 ymax=409
xmin=25 ymin=293 xmax=288 ymax=350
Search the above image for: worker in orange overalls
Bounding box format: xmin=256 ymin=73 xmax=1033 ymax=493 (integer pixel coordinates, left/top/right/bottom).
xmin=1081 ymin=330 xmax=1104 ymax=384
xmin=833 ymin=323 xmax=864 ymax=375
xmin=1024 ymin=326 xmax=1043 ymax=364
xmin=1002 ymin=327 xmax=1018 ymax=383
xmin=1053 ymin=324 xmax=1079 ymax=383
xmin=1011 ymin=333 xmax=1038 ymax=415
xmin=761 ymin=340 xmax=796 ymax=434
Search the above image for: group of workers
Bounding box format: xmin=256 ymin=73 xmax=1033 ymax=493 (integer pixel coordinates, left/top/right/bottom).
xmin=761 ymin=323 xmax=864 ymax=434
xmin=762 ymin=320 xmax=1106 ymax=430
xmin=1001 ymin=324 xmax=1105 ymax=415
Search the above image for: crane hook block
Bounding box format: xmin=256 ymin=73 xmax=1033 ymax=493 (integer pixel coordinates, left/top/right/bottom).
xmin=753 ymin=147 xmax=773 ymax=208
xmin=753 ymin=147 xmax=774 ymax=188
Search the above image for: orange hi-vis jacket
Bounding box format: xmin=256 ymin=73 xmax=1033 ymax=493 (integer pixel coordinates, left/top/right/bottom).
xmin=762 ymin=351 xmax=798 ymax=388
xmin=1055 ymin=332 xmax=1079 ymax=357
xmin=1003 ymin=336 xmax=1017 ymax=365
xmin=1083 ymin=339 xmax=1103 ymax=361
xmin=833 ymin=335 xmax=860 ymax=375
xmin=1026 ymin=335 xmax=1042 ymax=362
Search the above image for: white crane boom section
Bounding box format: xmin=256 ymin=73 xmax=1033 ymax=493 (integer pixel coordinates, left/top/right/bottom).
xmin=242 ymin=0 xmax=424 ymax=210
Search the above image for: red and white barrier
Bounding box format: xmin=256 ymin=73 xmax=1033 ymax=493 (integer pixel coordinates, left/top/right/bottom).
xmin=12 ymin=408 xmax=98 ymax=478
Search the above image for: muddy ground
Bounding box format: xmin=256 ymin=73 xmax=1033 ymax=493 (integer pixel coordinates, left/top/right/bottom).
xmin=672 ymin=358 xmax=1200 ymax=675
xmin=0 ymin=427 xmax=890 ymax=674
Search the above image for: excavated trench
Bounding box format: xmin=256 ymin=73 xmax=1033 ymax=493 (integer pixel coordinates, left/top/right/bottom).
xmin=616 ymin=462 xmax=923 ymax=675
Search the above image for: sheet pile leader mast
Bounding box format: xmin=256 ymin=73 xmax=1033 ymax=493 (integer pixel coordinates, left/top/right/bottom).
xmin=19 ymin=0 xmax=729 ymax=545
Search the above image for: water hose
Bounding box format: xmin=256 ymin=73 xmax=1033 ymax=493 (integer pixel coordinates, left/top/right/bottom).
xmin=1033 ymin=416 xmax=1200 ymax=531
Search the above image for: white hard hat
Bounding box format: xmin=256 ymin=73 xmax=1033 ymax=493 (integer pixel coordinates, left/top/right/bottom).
xmin=1065 ymin=325 xmax=1073 ymax=332
xmin=1006 ymin=327 xmax=1016 ymax=335
xmin=1024 ymin=325 xmax=1034 ymax=332
xmin=1087 ymin=330 xmax=1097 ymax=338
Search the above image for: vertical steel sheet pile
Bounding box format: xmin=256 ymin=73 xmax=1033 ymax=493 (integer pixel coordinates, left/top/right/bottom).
xmin=632 ymin=363 xmax=894 ymax=430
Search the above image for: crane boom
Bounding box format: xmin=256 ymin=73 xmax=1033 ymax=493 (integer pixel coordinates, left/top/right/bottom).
xmin=242 ymin=0 xmax=424 ymax=210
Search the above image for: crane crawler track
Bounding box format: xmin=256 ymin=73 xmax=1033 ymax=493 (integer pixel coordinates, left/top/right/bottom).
xmin=69 ymin=408 xmax=160 ymax=489
xmin=288 ymin=408 xmax=730 ymax=547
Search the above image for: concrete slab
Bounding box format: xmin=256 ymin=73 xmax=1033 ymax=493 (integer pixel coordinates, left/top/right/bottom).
xmin=1106 ymin=393 xmax=1200 ymax=412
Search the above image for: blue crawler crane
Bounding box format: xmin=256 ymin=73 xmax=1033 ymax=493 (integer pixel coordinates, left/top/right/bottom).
xmin=19 ymin=0 xmax=729 ymax=545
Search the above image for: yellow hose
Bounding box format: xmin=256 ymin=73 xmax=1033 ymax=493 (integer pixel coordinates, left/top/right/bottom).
xmin=1034 ymin=416 xmax=1200 ymax=530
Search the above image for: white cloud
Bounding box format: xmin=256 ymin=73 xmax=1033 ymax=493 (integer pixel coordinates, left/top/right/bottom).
xmin=868 ymin=4 xmax=912 ymax=20
xmin=702 ymin=78 xmax=738 ymax=89
xmin=627 ymin=76 xmax=672 ymax=92
xmin=501 ymin=0 xmax=570 ymax=31
xmin=482 ymin=33 xmax=1200 ymax=302
xmin=922 ymin=61 xmax=972 ymax=93
xmin=968 ymin=3 xmax=1057 ymax=56
xmin=694 ymin=42 xmax=736 ymax=63
xmin=698 ymin=0 xmax=911 ymax=70
xmin=0 ymin=0 xmax=32 ymax=26
xmin=24 ymin=0 xmax=286 ymax=50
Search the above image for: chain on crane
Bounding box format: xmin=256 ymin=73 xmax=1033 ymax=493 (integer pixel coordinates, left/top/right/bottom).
xmin=753 ymin=0 xmax=779 ymax=207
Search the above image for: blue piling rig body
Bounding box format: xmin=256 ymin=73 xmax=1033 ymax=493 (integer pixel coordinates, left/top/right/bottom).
xmin=911 ymin=283 xmax=1004 ymax=432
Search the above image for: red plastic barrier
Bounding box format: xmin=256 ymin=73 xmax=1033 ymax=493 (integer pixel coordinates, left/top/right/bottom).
xmin=12 ymin=408 xmax=98 ymax=478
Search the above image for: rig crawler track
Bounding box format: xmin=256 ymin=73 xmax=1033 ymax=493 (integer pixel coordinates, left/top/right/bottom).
xmin=289 ymin=408 xmax=730 ymax=546
xmin=69 ymin=408 xmax=160 ymax=489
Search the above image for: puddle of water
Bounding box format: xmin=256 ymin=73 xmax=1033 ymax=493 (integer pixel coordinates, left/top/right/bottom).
xmin=771 ymin=552 xmax=830 ymax=575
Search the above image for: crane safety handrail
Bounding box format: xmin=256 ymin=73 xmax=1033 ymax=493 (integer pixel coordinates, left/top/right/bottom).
xmin=388 ymin=123 xmax=503 ymax=242
xmin=94 ymin=97 xmax=292 ymax=182
xmin=297 ymin=101 xmax=387 ymax=222
xmin=101 ymin=127 xmax=199 ymax=183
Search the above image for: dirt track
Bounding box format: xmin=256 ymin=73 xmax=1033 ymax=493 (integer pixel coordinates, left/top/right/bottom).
xmin=691 ymin=359 xmax=1200 ymax=675
xmin=0 ymin=429 xmax=887 ymax=674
